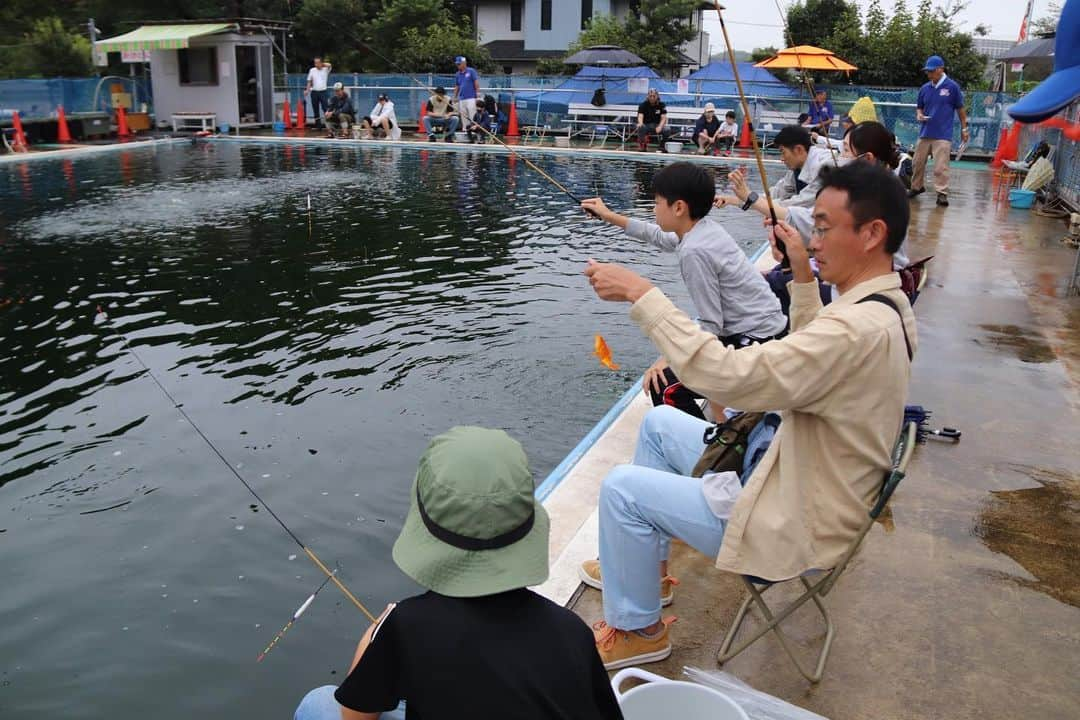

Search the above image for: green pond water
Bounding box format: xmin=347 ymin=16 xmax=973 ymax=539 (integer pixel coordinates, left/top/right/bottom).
xmin=0 ymin=141 xmax=781 ymax=718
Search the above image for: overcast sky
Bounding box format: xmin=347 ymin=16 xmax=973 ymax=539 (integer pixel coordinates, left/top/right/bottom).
xmin=701 ymin=0 xmax=1057 ymax=54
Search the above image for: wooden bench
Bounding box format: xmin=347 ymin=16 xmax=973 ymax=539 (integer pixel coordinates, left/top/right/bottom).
xmin=566 ymin=102 xmax=733 ymax=147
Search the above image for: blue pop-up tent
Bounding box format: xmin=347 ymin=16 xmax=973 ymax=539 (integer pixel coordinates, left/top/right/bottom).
xmin=510 ymin=66 xmax=693 ymax=118
xmin=686 ymin=61 xmax=799 ymax=99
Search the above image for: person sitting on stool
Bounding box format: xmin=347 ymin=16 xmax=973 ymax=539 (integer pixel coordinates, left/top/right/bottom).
xmin=323 ymin=82 xmax=355 ymax=139
xmin=467 ymin=99 xmax=492 ymax=144
xmin=422 ymin=86 xmax=459 ymax=142
xmin=636 ymin=89 xmax=675 ymax=152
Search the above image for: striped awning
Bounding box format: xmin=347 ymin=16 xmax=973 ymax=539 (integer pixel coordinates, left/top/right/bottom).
xmin=95 ymin=23 xmax=234 ymax=52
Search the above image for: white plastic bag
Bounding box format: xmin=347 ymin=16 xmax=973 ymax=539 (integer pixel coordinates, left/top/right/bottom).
xmin=682 ymin=667 xmax=831 ymax=720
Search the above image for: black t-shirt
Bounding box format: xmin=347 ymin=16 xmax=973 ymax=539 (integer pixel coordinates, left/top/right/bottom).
xmin=335 ymin=589 xmax=623 ymax=720
xmin=637 ymin=100 xmax=666 ymax=126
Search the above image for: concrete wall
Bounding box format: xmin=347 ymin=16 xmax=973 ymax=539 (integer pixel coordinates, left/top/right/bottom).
xmin=523 ymin=0 xmax=615 ymax=51
xmin=150 ymin=33 xmax=272 ymax=129
xmin=476 ymin=1 xmax=524 ymax=43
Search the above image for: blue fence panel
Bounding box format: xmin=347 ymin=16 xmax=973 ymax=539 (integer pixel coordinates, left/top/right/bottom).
xmin=0 ymin=77 xmax=152 ymax=120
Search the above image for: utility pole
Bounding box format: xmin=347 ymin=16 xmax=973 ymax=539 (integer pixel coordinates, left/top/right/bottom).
xmin=88 ymin=18 xmax=100 ymax=76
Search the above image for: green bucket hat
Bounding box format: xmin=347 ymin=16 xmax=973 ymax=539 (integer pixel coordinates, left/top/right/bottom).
xmin=392 ymin=426 xmax=550 ymax=597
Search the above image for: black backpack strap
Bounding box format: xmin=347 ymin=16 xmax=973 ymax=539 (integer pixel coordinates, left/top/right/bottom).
xmin=857 ymin=293 xmax=913 ymax=361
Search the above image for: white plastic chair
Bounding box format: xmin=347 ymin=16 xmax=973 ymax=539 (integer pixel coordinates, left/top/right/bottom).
xmin=611 ymin=667 xmax=749 ymax=720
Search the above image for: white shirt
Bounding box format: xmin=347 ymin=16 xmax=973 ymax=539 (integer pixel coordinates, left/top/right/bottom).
xmin=307 ymin=66 xmax=331 ymax=91
xmin=719 ymin=119 xmax=739 ymax=139
xmin=369 ymin=100 xmax=396 ymax=126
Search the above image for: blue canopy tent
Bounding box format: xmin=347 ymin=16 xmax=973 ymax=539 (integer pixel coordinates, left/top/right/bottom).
xmin=685 ymin=62 xmax=799 ymax=100
xmin=508 ymin=66 xmax=692 ymax=122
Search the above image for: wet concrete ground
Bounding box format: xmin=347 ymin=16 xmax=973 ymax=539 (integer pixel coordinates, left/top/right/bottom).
xmin=572 ymin=167 xmax=1080 ymax=718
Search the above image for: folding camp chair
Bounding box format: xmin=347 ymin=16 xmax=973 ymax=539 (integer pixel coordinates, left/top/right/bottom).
xmin=716 ymin=421 xmax=918 ymax=683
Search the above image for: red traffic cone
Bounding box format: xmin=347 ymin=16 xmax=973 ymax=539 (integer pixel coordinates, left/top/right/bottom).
xmin=56 ymin=105 xmax=73 ymax=143
xmin=506 ymin=98 xmax=519 ymax=138
xmin=296 ymin=99 xmax=306 ymax=131
xmin=11 ymin=110 xmax=29 ymax=150
xmin=283 ymin=99 xmax=293 ymax=129
xmin=738 ymin=117 xmax=753 ymax=149
xmin=116 ymin=106 xmax=132 ymax=137
xmin=419 ymin=99 xmax=428 ymax=128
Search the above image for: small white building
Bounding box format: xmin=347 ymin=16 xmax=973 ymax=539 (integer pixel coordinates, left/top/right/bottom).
xmin=96 ymin=19 xmax=290 ymax=130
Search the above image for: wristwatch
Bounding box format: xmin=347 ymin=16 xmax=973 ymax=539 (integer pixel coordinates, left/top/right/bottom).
xmin=741 ymin=191 xmax=759 ymax=211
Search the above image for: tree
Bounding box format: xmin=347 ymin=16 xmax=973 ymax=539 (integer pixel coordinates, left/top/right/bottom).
xmin=397 ymin=25 xmax=494 ymax=74
xmin=293 ymin=0 xmax=377 ymax=73
xmin=785 ymin=0 xmax=860 ymax=48
xmin=1030 ymin=2 xmax=1062 ymax=37
xmin=19 ymin=17 xmax=93 ymax=77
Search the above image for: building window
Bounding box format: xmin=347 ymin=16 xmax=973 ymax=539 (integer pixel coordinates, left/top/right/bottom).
xmin=510 ymin=0 xmax=522 ymax=31
xmin=581 ymin=0 xmax=593 ymax=29
xmin=178 ymin=47 xmax=218 ymax=86
xmin=541 ymin=0 xmax=552 ymax=30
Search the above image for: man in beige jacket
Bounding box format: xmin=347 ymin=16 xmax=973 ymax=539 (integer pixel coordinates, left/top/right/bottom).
xmin=580 ymin=161 xmax=916 ymax=670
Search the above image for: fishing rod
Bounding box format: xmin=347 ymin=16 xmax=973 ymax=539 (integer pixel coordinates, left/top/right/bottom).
xmin=772 ymin=0 xmax=840 ymax=166
xmin=95 ymin=306 xmax=377 ymax=624
xmin=257 ymin=569 xmax=338 ymax=662
xmin=304 ymin=8 xmax=597 ymax=214
xmin=712 ymin=1 xmax=789 ymax=265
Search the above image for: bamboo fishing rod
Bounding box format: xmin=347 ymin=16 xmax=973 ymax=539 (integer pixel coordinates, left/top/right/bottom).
xmin=96 ymin=307 xmax=377 ymax=624
xmin=712 ymin=2 xmax=789 ymax=264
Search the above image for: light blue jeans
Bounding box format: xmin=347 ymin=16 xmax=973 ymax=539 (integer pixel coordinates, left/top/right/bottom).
xmin=599 ymin=405 xmax=731 ymax=630
xmin=294 ymin=685 xmax=405 ymax=720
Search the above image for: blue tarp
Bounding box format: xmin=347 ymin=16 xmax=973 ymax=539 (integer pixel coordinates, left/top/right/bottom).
xmin=685 ymin=62 xmax=800 ymax=99
xmin=511 ymin=66 xmax=695 ymax=118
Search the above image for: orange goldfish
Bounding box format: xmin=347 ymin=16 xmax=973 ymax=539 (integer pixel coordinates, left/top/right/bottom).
xmin=593 ymin=334 xmax=620 ymax=371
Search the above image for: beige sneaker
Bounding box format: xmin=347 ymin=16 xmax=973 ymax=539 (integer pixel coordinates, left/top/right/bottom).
xmin=593 ymin=617 xmax=676 ymax=670
xmin=578 ymin=559 xmax=678 ymax=607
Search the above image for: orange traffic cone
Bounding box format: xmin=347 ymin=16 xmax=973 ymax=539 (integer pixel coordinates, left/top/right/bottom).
xmin=283 ymin=99 xmax=293 ymax=129
xmin=56 ymin=105 xmax=73 ymax=143
xmin=116 ymin=107 xmax=132 ymax=137
xmin=419 ymin=99 xmax=428 ymax=129
xmin=738 ymin=117 xmax=753 ymax=149
xmin=506 ymin=98 xmax=519 ymax=138
xmin=11 ymin=110 xmax=29 ymax=150
xmin=296 ymin=100 xmax=306 ymax=131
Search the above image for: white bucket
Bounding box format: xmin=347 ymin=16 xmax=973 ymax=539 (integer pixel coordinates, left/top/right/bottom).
xmin=453 ymin=131 xmax=470 ymax=142
xmin=612 ymin=668 xmax=748 ymax=720
xmin=554 ymin=135 xmax=571 ymax=148
xmin=665 ymin=141 xmax=683 ymax=154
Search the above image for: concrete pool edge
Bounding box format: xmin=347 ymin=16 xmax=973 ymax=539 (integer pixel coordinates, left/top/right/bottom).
xmin=0 ymin=137 xmax=187 ymax=165
xmin=210 ymin=133 xmax=786 ymax=167
xmin=533 ymin=240 xmax=774 ymax=605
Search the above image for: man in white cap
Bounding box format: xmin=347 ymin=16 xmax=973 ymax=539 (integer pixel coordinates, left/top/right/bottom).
xmin=452 ymin=56 xmax=481 ymax=131
xmin=909 ymin=54 xmax=968 ymax=207
xmin=692 ymin=103 xmax=723 ymax=155
xmin=323 ymin=82 xmax=355 ymax=138
xmin=291 ymin=427 xmax=622 ymax=720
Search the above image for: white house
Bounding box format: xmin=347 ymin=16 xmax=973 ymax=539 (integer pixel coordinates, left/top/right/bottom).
xmin=468 ymin=0 xmax=710 ymax=75
xmin=95 ymin=19 xmax=290 ymax=130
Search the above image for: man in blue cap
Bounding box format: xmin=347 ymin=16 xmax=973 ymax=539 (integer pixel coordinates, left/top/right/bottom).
xmin=453 ymin=56 xmax=481 ymax=133
xmin=1008 ymin=0 xmax=1080 ymax=125
xmin=909 ymin=55 xmax=968 ymax=207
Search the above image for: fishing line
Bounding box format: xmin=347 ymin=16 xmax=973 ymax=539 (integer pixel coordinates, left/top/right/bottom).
xmin=96 ymin=306 xmax=377 ymax=623
xmin=302 ymin=9 xmax=597 ymax=214
xmin=712 ymin=1 xmax=788 ymax=265
xmin=257 ymin=568 xmax=338 ymax=662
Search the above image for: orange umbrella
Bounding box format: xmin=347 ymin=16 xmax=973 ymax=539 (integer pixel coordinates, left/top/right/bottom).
xmin=754 ymin=45 xmax=857 ymax=72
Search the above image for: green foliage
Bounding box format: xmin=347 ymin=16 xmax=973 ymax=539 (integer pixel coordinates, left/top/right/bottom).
xmin=785 ymin=0 xmax=986 ymax=88
xmin=397 ymin=24 xmax=494 ymax=74
xmin=293 ymin=0 xmax=377 ymax=72
xmin=1030 ymin=2 xmax=1061 ymax=37
xmin=17 ymin=17 xmax=94 ymax=78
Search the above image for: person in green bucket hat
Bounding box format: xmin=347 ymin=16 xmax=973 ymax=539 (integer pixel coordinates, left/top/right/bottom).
xmin=293 ymin=426 xmax=623 ymax=720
